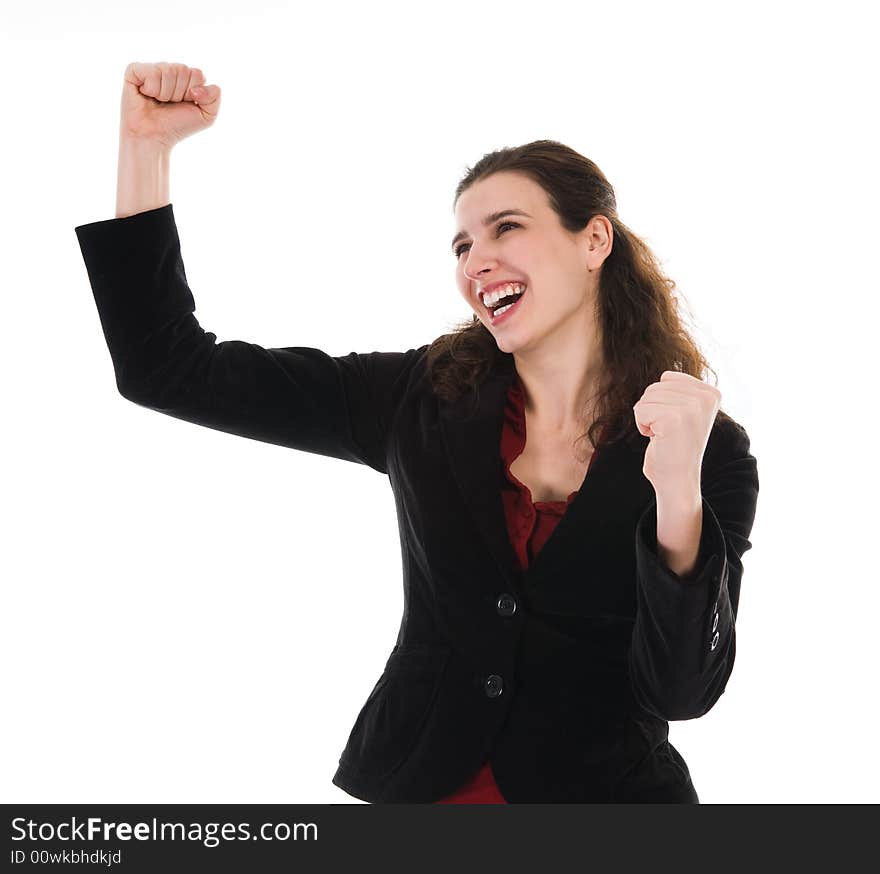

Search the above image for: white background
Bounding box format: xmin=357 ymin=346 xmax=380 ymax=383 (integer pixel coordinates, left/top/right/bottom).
xmin=2 ymin=0 xmax=877 ymax=804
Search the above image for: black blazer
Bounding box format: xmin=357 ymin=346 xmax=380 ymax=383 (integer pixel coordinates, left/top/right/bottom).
xmin=75 ymin=204 xmax=759 ymax=804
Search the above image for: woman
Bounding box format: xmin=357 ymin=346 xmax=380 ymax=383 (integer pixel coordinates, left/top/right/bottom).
xmin=75 ymin=62 xmax=759 ymax=803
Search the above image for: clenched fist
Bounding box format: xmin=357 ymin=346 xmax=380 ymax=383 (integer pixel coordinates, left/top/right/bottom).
xmin=119 ymin=61 xmax=222 ymax=150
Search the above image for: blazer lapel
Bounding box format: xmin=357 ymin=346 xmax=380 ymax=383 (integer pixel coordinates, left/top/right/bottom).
xmin=438 ymin=351 xmax=522 ymax=589
xmin=438 ymin=350 xmax=655 ymax=600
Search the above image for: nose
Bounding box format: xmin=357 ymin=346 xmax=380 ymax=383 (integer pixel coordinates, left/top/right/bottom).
xmin=461 ymin=235 xmax=503 ymax=282
xmin=463 ymin=255 xmax=495 ymax=285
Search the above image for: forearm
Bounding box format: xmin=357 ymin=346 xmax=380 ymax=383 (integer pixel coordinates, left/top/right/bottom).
xmin=116 ymin=135 xmax=171 ymax=219
xmin=655 ymin=489 xmax=703 ymax=581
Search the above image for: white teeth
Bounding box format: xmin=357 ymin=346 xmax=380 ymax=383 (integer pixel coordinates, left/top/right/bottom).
xmin=493 ymin=301 xmax=516 ymax=318
xmin=481 ymin=282 xmax=526 ymax=307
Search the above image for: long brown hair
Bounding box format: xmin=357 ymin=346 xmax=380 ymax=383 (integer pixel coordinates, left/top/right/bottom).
xmin=425 ymin=139 xmax=732 ymax=458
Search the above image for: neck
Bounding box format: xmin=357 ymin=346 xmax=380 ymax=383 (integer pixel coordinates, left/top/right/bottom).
xmin=513 ymin=339 xmax=604 ymax=435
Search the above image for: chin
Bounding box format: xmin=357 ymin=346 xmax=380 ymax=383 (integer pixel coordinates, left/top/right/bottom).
xmin=493 ymin=334 xmax=521 ymax=355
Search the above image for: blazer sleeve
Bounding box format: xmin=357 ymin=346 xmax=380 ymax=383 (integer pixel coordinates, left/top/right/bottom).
xmin=628 ymin=416 xmax=759 ymax=721
xmin=74 ymin=204 xmax=426 ymax=476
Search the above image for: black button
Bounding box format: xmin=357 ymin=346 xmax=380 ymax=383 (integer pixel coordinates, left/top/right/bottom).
xmin=484 ymin=674 xmax=504 ymax=698
xmin=496 ymin=593 xmax=517 ymax=616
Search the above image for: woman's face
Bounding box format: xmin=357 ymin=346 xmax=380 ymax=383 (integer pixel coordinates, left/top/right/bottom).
xmin=453 ymin=171 xmax=609 ymax=355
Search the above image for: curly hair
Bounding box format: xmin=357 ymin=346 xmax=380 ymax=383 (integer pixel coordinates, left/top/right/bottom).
xmin=426 ymin=139 xmax=732 ymax=459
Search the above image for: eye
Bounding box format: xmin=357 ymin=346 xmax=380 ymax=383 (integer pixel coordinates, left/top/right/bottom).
xmin=454 ymin=221 xmax=520 ymax=258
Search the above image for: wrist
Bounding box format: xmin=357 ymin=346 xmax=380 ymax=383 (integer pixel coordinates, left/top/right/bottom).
xmin=116 ymin=135 xmax=171 ymax=219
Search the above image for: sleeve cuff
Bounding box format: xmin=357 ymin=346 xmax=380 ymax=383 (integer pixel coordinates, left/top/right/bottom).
xmin=635 ymin=493 xmax=728 ymax=612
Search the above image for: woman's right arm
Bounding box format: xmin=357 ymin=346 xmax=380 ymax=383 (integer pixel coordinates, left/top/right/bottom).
xmin=75 ymin=64 xmax=424 ymax=476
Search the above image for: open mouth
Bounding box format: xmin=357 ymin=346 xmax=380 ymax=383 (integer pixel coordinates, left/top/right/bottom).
xmin=486 ymin=285 xmax=527 ymax=324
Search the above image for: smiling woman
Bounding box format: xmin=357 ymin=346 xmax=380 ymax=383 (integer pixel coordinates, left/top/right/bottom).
xmin=74 ymin=111 xmax=757 ymax=804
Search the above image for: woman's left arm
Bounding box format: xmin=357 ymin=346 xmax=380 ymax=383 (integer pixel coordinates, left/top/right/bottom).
xmin=628 ymin=373 xmax=760 ymax=721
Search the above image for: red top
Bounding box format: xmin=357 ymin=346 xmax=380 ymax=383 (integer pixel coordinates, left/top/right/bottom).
xmin=435 ymin=372 xmax=598 ymax=803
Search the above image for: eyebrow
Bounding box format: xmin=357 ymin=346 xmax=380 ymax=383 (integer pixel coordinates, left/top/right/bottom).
xmin=451 ymin=209 xmax=533 ymax=251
